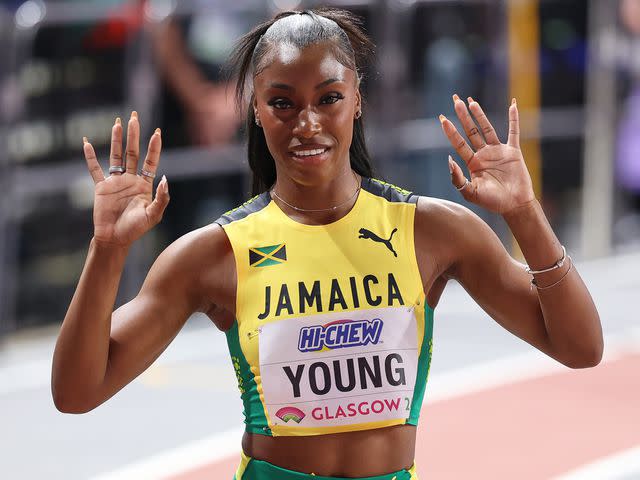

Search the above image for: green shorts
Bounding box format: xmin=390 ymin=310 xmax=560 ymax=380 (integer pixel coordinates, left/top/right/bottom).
xmin=234 ymin=451 xmax=419 ymax=479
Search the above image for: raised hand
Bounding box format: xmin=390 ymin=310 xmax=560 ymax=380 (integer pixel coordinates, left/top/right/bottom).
xmin=83 ymin=112 xmax=170 ymax=247
xmin=439 ymin=95 xmax=536 ymax=215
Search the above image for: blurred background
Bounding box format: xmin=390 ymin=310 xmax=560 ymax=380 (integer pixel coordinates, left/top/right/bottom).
xmin=1 ymin=0 xmax=639 ymax=333
xmin=0 ymin=0 xmax=638 ymax=479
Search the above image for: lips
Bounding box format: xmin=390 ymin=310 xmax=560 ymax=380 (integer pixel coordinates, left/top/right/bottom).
xmin=289 ymin=145 xmax=331 ymax=164
xmin=291 ymin=147 xmax=329 ymax=157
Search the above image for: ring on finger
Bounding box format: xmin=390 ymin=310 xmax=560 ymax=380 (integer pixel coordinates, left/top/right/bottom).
xmin=456 ymin=179 xmax=470 ymax=191
xmin=109 ymin=166 xmax=126 ymax=175
xmin=138 ymin=168 xmax=156 ymax=179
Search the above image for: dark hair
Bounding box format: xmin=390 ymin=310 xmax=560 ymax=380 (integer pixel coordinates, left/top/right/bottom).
xmin=226 ymin=8 xmax=376 ymax=196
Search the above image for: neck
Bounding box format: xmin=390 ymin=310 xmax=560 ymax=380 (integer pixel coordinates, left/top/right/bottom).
xmin=271 ymin=169 xmax=362 ymax=224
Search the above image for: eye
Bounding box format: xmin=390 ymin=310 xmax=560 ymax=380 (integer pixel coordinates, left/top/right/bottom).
xmin=321 ymin=93 xmax=345 ymax=105
xmin=267 ymin=98 xmax=292 ymax=110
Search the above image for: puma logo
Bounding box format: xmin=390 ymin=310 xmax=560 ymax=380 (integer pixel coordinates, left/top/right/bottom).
xmin=358 ymin=227 xmax=398 ymax=257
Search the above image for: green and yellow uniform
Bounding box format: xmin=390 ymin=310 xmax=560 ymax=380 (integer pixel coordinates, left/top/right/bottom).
xmin=216 ymin=178 xmax=433 ymax=479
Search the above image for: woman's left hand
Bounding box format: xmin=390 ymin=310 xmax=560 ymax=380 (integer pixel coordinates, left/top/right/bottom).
xmin=439 ymin=95 xmax=536 ymax=215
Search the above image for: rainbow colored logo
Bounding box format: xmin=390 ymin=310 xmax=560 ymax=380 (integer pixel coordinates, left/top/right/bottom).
xmin=275 ymin=406 xmax=306 ymax=423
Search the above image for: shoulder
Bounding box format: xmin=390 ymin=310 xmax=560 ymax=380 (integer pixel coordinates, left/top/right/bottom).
xmin=144 ymin=223 xmax=234 ymax=311
xmin=414 ymin=196 xmax=498 ymax=277
xmin=158 ymin=223 xmax=232 ymax=267
xmin=415 ymin=196 xmax=473 ymax=227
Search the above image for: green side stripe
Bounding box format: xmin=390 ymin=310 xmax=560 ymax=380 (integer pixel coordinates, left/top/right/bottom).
xmin=408 ymin=303 xmax=434 ymax=424
xmin=225 ymin=321 xmax=272 ymax=435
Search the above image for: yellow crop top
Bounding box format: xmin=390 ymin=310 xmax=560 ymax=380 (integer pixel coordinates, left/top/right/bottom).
xmin=215 ymin=177 xmax=434 ymax=437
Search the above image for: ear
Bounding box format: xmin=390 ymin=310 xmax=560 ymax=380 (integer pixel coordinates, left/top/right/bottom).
xmin=354 ymin=89 xmax=362 ymax=119
xmin=252 ymin=96 xmax=259 ymax=120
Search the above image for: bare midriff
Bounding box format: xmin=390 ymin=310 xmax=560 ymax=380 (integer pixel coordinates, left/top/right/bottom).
xmin=242 ymin=424 xmax=416 ymax=477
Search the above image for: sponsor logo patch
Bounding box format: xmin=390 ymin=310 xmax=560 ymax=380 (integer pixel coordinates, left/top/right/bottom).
xmin=298 ymin=318 xmax=383 ymax=352
xmin=275 ymin=406 xmax=306 ymax=423
xmin=358 ymin=228 xmax=398 ymax=257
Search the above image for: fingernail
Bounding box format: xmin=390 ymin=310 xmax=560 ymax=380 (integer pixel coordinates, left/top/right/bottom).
xmin=115 ymin=117 xmax=121 ymax=126
xmin=438 ymin=114 xmax=446 ymax=124
xmin=83 ymin=136 xmax=88 ymax=144
xmin=155 ymin=128 xmax=161 ymax=136
xmin=511 ymin=97 xmax=517 ymax=106
xmin=448 ymin=155 xmax=454 ymax=174
xmin=467 ymin=96 xmax=475 ymax=104
xmin=452 ymin=93 xmax=460 ymax=102
xmin=131 ymin=111 xmax=138 ymax=119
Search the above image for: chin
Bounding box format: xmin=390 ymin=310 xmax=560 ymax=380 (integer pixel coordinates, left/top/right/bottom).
xmin=276 ymin=148 xmax=351 ymax=187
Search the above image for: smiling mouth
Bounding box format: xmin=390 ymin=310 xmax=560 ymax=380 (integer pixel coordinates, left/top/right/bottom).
xmin=290 ymin=147 xmax=330 ymax=160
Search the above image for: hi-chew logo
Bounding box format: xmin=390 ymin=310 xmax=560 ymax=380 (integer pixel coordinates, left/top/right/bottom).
xmin=275 ymin=406 xmax=306 ymax=423
xmin=298 ymin=318 xmax=383 ymax=353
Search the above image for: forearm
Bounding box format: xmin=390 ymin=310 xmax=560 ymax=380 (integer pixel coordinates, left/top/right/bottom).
xmin=151 ymin=20 xmax=209 ymax=108
xmin=504 ymin=200 xmax=603 ymax=367
xmin=51 ymin=238 xmax=129 ymax=412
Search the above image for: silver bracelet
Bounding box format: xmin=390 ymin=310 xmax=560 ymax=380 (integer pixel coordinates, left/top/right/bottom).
xmin=525 ymin=245 xmax=567 ymax=275
xmin=531 ymin=261 xmax=573 ymax=290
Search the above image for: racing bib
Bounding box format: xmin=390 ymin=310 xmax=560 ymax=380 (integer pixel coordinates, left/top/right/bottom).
xmin=259 ymin=306 xmax=419 ymax=430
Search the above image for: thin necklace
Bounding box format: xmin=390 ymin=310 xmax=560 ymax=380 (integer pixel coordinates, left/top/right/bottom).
xmin=271 ymin=174 xmax=361 ymax=213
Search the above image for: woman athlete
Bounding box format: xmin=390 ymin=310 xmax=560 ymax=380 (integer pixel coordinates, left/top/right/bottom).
xmin=52 ymin=8 xmax=603 ymax=480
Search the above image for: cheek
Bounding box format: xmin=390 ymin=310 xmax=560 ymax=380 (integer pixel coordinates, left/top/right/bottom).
xmin=260 ymin=118 xmax=291 ymax=160
xmin=332 ymin=110 xmax=355 ymax=144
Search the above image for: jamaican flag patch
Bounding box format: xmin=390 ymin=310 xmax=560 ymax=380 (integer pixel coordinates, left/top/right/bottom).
xmin=249 ymin=244 xmax=287 ymax=267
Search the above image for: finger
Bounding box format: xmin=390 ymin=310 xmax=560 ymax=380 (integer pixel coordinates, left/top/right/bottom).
xmin=448 ymin=155 xmax=475 ymax=201
xmin=125 ymin=111 xmax=140 ymax=174
xmin=109 ymin=117 xmax=124 ymax=170
xmin=83 ymin=137 xmax=105 ymax=184
xmin=140 ymin=128 xmax=162 ymax=184
xmin=146 ymin=175 xmax=170 ymax=224
xmin=452 ymin=94 xmax=486 ymax=150
xmin=439 ymin=114 xmax=474 ymax=166
xmin=467 ymin=97 xmax=501 ymax=145
xmin=507 ymin=98 xmax=520 ymax=149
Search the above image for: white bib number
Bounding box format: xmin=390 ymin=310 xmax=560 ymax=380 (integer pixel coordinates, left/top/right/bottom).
xmin=258 ymin=306 xmax=419 ymax=428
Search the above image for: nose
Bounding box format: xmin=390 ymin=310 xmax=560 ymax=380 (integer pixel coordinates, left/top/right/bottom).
xmin=292 ymin=107 xmax=321 ymax=138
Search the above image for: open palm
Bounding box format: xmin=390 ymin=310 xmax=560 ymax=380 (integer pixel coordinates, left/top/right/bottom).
xmin=440 ymin=95 xmax=536 ymax=214
xmin=83 ymin=113 xmax=169 ymax=247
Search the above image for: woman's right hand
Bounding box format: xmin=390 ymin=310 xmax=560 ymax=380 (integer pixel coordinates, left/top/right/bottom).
xmin=83 ymin=112 xmax=170 ymax=248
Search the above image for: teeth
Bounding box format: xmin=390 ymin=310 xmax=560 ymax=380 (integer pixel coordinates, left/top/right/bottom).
xmin=293 ymin=148 xmax=327 ymax=157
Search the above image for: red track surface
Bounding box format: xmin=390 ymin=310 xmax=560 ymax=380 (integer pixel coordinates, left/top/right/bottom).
xmin=168 ymin=352 xmax=640 ymax=479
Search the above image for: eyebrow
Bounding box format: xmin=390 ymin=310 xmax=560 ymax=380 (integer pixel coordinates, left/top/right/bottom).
xmin=269 ymin=78 xmax=342 ymax=91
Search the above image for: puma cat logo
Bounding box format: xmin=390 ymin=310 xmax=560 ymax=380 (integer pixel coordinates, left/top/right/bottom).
xmin=358 ymin=228 xmax=398 ymax=257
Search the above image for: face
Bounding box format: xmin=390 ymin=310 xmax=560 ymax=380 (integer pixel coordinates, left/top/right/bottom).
xmin=253 ymin=41 xmax=361 ymax=186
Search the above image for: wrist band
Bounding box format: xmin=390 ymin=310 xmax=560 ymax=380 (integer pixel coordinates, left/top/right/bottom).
xmin=525 ymin=245 xmax=567 ymax=275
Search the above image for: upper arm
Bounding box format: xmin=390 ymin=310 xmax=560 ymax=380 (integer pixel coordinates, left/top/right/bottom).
xmin=415 ymin=197 xmax=553 ymax=356
xmin=95 ymin=224 xmax=233 ymax=407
